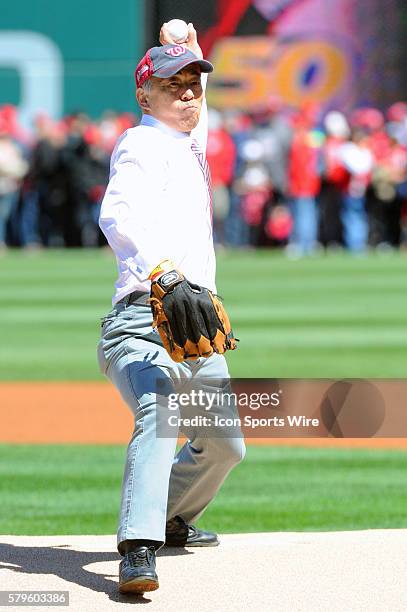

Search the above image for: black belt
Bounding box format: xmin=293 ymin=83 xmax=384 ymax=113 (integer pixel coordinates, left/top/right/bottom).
xmin=119 ymin=290 xmax=150 ymax=306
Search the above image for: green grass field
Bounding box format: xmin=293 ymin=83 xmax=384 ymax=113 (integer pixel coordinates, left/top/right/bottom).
xmin=1 ymin=249 xmax=406 ymax=535
xmin=0 ymin=248 xmax=406 ymax=380
xmin=1 ymin=444 xmax=407 ymax=535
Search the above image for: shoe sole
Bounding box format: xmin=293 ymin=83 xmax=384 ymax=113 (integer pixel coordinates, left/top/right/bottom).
xmin=119 ymin=577 xmax=159 ymax=594
xmin=165 ymin=540 xmax=220 ymax=547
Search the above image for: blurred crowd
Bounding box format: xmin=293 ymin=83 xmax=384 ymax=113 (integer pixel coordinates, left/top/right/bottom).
xmin=0 ymin=105 xmax=135 ymax=249
xmin=207 ymin=101 xmax=407 ymax=254
xmin=1 ymin=99 xmax=407 ymax=254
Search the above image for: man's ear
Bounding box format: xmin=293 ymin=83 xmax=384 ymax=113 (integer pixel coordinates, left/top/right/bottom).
xmin=136 ymin=88 xmax=150 ymax=112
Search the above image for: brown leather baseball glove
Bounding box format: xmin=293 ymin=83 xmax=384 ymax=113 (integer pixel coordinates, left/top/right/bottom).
xmin=149 ymin=265 xmax=237 ymax=363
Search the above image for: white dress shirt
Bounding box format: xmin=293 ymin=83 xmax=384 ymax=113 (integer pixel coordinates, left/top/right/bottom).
xmin=99 ymin=77 xmax=216 ymax=305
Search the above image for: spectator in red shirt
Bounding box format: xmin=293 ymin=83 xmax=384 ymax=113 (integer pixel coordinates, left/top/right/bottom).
xmin=287 ymin=107 xmax=322 ymax=256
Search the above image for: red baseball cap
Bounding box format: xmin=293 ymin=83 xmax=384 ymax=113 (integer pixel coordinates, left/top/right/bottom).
xmin=135 ymin=44 xmax=213 ymax=88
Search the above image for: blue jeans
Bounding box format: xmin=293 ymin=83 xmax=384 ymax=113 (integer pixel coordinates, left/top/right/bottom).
xmin=0 ymin=192 xmax=18 ymax=244
xmin=20 ymin=189 xmax=41 ymax=246
xmin=97 ymin=300 xmax=245 ymax=552
xmin=341 ymin=195 xmax=368 ymax=252
xmin=290 ymin=196 xmax=318 ymax=254
xmin=224 ymin=190 xmax=250 ymax=247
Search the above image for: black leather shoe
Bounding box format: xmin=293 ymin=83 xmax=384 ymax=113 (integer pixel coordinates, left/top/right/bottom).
xmin=118 ymin=546 xmax=159 ymax=594
xmin=165 ymin=515 xmax=219 ymax=547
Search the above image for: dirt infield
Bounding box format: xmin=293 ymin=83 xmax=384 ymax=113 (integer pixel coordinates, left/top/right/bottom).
xmin=0 ymin=382 xmax=406 ymax=448
xmin=1 ymin=531 xmax=407 ymax=611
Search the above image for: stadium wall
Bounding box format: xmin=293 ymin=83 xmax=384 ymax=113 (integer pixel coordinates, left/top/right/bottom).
xmin=0 ymin=0 xmax=144 ymax=128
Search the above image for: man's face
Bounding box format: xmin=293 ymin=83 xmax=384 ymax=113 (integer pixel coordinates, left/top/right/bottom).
xmin=140 ymin=65 xmax=203 ymax=133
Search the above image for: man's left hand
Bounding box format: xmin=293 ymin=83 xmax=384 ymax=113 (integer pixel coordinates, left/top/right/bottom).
xmin=149 ymin=266 xmax=238 ymax=363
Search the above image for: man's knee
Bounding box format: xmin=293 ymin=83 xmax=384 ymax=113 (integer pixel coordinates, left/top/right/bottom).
xmin=207 ymin=437 xmax=246 ymax=466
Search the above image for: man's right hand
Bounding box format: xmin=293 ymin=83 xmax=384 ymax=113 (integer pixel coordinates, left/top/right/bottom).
xmin=159 ymin=22 xmax=203 ymax=60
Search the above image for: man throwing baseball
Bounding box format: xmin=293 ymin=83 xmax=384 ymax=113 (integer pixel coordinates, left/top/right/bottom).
xmin=97 ymin=23 xmax=245 ymax=595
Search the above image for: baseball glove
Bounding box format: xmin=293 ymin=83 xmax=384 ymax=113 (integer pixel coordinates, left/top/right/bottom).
xmin=149 ymin=267 xmax=237 ymax=363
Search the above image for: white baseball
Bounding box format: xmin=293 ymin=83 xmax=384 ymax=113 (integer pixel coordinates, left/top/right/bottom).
xmin=166 ymin=19 xmax=189 ymax=43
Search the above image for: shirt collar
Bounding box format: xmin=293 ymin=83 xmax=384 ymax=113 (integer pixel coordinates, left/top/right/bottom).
xmin=141 ymin=114 xmax=190 ymax=139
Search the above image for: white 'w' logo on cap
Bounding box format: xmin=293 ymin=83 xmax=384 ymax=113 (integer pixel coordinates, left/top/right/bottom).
xmin=165 ymin=46 xmax=186 ymax=57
